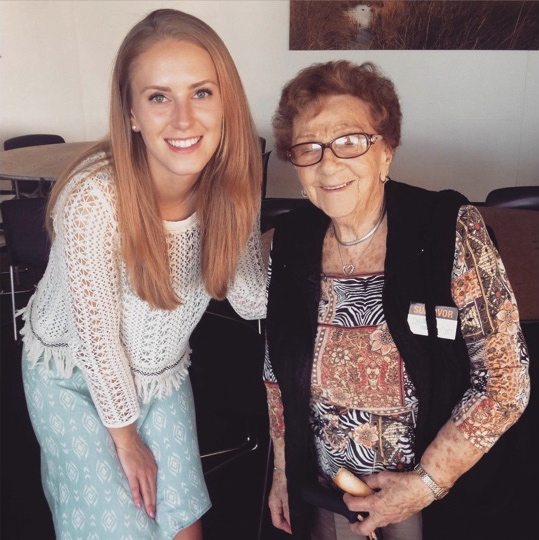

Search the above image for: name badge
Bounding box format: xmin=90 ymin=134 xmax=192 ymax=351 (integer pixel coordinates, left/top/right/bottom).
xmin=407 ymin=302 xmax=458 ymax=340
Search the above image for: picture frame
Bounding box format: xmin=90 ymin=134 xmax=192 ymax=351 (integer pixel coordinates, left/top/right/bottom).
xmin=289 ymin=0 xmax=539 ymax=50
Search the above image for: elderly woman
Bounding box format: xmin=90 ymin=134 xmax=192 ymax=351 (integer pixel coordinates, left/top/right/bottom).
xmin=263 ymin=61 xmax=530 ymax=540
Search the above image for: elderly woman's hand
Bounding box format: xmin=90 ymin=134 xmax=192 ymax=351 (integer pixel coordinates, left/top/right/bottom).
xmin=268 ymin=469 xmax=292 ymax=534
xmin=343 ymin=470 xmax=434 ymax=536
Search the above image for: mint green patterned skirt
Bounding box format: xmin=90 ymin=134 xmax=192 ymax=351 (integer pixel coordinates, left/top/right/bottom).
xmin=22 ymin=348 xmax=211 ymax=540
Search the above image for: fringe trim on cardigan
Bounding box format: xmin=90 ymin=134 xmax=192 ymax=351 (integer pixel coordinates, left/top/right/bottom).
xmin=20 ymin=302 xmax=193 ymax=405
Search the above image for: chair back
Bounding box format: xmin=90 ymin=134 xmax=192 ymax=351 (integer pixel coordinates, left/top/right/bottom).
xmin=485 ymin=186 xmax=539 ymax=211
xmin=478 ymin=206 xmax=539 ymax=321
xmin=261 ymin=196 xmax=311 ymax=233
xmin=0 ymin=197 xmax=51 ymax=268
xmin=3 ymin=134 xmax=65 ymax=151
xmin=261 ymin=150 xmax=271 ymax=200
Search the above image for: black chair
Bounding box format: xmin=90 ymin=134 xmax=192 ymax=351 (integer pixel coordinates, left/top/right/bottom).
xmin=3 ymin=134 xmax=65 ymax=198
xmin=475 ymin=205 xmax=539 ymax=538
xmin=485 ymin=186 xmax=539 ymax=211
xmin=261 ymin=151 xmax=272 ymax=200
xmin=261 ymin=197 xmax=310 ymax=232
xmin=0 ymin=197 xmax=50 ymax=340
xmin=191 ymin=299 xmax=266 ymax=476
xmin=189 ymin=298 xmax=270 ymax=538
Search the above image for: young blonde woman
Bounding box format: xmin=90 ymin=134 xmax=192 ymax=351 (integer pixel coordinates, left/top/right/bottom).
xmin=20 ymin=9 xmax=265 ymax=540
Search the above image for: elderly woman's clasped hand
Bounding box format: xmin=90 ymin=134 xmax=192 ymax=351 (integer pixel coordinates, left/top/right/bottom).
xmin=344 ymin=470 xmax=436 ymax=536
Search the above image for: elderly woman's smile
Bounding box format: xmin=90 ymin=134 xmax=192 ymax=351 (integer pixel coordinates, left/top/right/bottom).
xmin=320 ymin=180 xmax=355 ymax=191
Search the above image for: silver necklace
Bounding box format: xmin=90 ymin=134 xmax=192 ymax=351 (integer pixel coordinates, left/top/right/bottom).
xmin=335 ymin=217 xmax=382 ymax=275
xmin=333 ymin=201 xmax=386 ymax=246
xmin=335 ymin=238 xmax=367 ymax=275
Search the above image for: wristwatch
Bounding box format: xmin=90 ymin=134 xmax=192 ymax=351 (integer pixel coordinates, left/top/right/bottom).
xmin=413 ymin=464 xmax=449 ymax=500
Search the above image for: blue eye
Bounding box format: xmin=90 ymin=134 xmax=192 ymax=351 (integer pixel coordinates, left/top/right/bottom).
xmin=194 ymin=88 xmax=212 ymax=99
xmin=149 ymin=94 xmax=167 ymax=103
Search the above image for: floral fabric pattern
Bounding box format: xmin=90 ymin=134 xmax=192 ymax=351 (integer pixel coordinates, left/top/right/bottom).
xmin=451 ymin=206 xmax=529 ymax=450
xmin=310 ymin=274 xmax=418 ymax=480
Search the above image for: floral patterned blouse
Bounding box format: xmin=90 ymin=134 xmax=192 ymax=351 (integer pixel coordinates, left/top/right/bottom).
xmin=264 ymin=205 xmax=530 ymax=484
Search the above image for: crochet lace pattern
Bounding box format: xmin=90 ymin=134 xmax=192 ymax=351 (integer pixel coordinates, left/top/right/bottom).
xmin=21 ymin=155 xmax=266 ymax=428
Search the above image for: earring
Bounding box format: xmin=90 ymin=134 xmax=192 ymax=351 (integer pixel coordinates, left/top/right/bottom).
xmin=380 ymin=174 xmax=389 ymax=184
xmin=301 ymin=189 xmax=308 ymax=198
xmin=132 ymin=125 xmax=137 ymax=131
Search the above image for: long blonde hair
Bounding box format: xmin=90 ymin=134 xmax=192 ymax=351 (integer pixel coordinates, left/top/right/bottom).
xmin=47 ymin=9 xmax=262 ymax=310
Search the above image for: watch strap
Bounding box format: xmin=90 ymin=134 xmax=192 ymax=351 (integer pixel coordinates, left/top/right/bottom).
xmin=413 ymin=464 xmax=449 ymax=500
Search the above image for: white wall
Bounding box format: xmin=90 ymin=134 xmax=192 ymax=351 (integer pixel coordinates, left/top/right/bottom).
xmin=1 ymin=0 xmax=538 ymax=201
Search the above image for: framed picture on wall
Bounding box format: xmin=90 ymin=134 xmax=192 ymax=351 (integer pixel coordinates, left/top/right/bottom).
xmin=289 ymin=0 xmax=539 ymax=50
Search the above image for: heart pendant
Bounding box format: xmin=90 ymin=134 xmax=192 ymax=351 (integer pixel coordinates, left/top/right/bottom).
xmin=342 ymin=264 xmax=355 ymax=275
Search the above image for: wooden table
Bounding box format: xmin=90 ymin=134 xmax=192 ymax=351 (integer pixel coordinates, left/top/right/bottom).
xmin=0 ymin=141 xmax=95 ymax=197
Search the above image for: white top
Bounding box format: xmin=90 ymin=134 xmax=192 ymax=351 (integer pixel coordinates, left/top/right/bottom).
xmin=21 ymin=155 xmax=267 ymax=428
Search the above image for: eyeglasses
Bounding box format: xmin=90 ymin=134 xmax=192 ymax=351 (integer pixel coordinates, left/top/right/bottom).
xmin=287 ymin=132 xmax=383 ymax=167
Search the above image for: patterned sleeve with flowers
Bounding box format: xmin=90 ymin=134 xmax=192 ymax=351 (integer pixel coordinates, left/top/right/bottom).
xmin=264 ymin=333 xmax=286 ymax=439
xmin=450 ymin=205 xmax=530 ymax=452
xmin=263 ymin=251 xmax=286 ymax=441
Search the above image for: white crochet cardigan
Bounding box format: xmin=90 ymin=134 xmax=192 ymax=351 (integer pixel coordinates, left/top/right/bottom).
xmin=21 ymin=155 xmax=267 ymax=428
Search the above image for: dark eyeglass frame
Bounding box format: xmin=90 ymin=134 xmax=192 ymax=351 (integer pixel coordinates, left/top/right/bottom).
xmin=287 ymin=132 xmax=383 ymax=167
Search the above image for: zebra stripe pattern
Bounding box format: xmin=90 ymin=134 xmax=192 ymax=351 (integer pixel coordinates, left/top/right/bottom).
xmin=319 ymin=273 xmax=385 ymax=327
